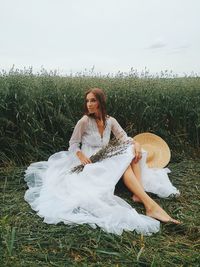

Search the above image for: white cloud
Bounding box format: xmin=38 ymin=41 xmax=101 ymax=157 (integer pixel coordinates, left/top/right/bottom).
xmin=167 ymin=43 xmax=191 ymax=55
xmin=147 ymin=39 xmax=167 ymax=49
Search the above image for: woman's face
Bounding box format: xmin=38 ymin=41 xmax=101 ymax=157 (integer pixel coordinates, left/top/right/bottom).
xmin=86 ymin=92 xmax=99 ymax=115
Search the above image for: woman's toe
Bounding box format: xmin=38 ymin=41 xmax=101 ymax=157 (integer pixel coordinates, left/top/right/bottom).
xmin=168 ymin=218 xmax=181 ymax=224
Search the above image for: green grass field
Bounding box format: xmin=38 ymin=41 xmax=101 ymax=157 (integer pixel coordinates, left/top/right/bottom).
xmin=0 ymin=71 xmax=200 ymax=266
xmin=1 ymin=71 xmax=200 ymax=166
xmin=1 ymin=159 xmax=200 ymax=267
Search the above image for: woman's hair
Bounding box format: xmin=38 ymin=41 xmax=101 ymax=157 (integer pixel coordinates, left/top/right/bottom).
xmin=84 ymin=88 xmax=107 ymax=127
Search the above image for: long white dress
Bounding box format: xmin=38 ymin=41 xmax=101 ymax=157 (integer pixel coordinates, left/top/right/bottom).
xmin=24 ymin=115 xmax=180 ymax=235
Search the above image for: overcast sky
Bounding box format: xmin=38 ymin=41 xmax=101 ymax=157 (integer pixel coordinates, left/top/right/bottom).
xmin=0 ymin=0 xmax=200 ymax=76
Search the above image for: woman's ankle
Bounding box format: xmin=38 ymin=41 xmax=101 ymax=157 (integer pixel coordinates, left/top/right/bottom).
xmin=144 ymin=200 xmax=157 ymax=213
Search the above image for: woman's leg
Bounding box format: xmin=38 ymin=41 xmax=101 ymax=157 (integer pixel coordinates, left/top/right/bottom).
xmin=123 ymin=166 xmax=180 ymax=223
xmin=130 ymin=160 xmax=142 ymax=202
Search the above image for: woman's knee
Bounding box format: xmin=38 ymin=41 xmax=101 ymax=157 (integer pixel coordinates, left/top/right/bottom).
xmin=123 ymin=165 xmax=134 ymax=178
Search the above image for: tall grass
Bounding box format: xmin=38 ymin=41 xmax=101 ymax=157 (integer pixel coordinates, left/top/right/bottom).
xmin=0 ymin=68 xmax=200 ymax=166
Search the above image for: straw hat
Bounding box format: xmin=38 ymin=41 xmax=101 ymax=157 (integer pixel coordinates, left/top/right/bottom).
xmin=133 ymin=132 xmax=171 ymax=168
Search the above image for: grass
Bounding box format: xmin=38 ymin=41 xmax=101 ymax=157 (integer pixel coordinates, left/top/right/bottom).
xmin=1 ymin=69 xmax=200 ymax=265
xmin=0 ymin=70 xmax=200 ymax=166
xmin=0 ymin=159 xmax=200 ymax=266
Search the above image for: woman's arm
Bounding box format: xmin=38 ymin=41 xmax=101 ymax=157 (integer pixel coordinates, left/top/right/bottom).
xmin=111 ymin=117 xmax=133 ymax=142
xmin=69 ymin=116 xmax=91 ymax=164
xmin=111 ymin=117 xmax=142 ymax=163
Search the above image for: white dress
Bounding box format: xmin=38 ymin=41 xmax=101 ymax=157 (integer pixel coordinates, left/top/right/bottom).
xmin=24 ymin=115 xmax=180 ymax=235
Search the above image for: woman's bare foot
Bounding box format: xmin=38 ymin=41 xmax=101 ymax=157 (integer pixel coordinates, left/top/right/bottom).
xmin=146 ymin=204 xmax=181 ymax=224
xmin=132 ymin=194 xmax=142 ymax=203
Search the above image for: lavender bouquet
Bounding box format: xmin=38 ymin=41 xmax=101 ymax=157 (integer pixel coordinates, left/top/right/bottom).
xmin=70 ymin=138 xmax=132 ymax=174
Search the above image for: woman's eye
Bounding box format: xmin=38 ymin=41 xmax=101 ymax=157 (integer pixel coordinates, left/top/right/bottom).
xmin=86 ymin=98 xmax=96 ymax=103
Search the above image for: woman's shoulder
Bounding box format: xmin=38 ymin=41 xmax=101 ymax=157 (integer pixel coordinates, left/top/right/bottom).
xmin=76 ymin=115 xmax=89 ymax=125
xmin=79 ymin=114 xmax=89 ymax=121
xmin=78 ymin=115 xmax=117 ymax=124
xmin=107 ymin=115 xmax=117 ymax=123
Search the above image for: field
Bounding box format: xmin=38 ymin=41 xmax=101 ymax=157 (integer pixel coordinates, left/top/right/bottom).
xmin=1 ymin=160 xmax=200 ymax=266
xmin=0 ymin=70 xmax=200 ymax=165
xmin=0 ymin=70 xmax=200 ymax=266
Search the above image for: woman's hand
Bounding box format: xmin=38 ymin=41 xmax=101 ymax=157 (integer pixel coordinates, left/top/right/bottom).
xmin=76 ymin=151 xmax=92 ymax=165
xmin=132 ymin=140 xmax=142 ymax=163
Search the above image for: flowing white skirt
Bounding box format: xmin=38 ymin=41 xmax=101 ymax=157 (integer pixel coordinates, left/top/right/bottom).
xmin=24 ymin=145 xmax=180 ymax=235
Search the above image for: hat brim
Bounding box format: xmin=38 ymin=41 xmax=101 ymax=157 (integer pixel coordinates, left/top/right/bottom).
xmin=133 ymin=132 xmax=171 ymax=168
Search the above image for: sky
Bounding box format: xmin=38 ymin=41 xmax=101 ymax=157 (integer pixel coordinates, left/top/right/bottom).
xmin=0 ymin=0 xmax=200 ymax=76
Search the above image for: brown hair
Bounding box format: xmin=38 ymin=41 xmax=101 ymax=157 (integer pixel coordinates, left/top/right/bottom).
xmin=84 ymin=88 xmax=107 ymax=127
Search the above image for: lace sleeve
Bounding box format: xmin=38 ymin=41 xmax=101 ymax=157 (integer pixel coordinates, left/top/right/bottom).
xmin=111 ymin=117 xmax=133 ymax=142
xmin=69 ymin=115 xmax=88 ymax=153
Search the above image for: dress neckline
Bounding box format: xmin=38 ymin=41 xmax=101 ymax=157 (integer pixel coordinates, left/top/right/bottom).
xmin=91 ymin=116 xmax=109 ymax=139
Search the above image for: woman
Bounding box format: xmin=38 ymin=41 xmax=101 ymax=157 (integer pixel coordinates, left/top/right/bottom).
xmin=24 ymin=88 xmax=180 ymax=235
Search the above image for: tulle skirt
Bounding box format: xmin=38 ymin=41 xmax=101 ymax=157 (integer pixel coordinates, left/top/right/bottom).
xmin=24 ymin=145 xmax=180 ymax=235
